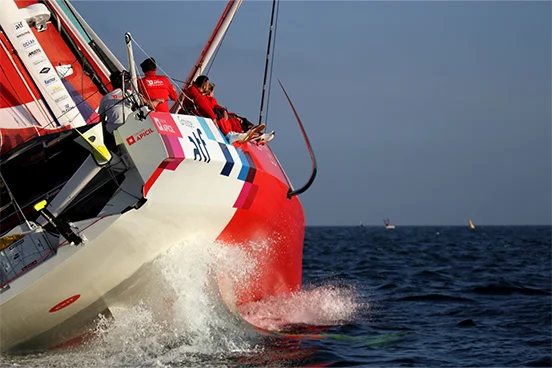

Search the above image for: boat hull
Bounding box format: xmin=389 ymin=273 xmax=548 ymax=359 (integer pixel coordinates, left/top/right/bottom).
xmin=0 ymin=113 xmax=304 ymax=352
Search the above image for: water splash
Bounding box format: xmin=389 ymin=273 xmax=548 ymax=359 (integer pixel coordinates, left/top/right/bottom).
xmin=239 ymin=285 xmax=362 ymax=331
xmin=0 ymin=238 xmax=363 ymax=367
xmin=0 ymin=238 xmax=263 ymax=367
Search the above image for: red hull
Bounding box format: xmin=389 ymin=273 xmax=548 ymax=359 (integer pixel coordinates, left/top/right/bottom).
xmin=217 ymin=143 xmax=305 ymax=306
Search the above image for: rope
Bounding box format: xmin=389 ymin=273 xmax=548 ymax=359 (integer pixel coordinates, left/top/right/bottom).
xmin=130 ymin=36 xmax=193 ymax=114
xmin=205 ymin=26 xmax=230 ymax=76
xmin=0 ymin=172 xmax=32 ymax=231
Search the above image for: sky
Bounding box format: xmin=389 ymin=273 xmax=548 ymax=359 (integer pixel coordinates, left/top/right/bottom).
xmin=72 ymin=0 xmax=551 ymax=226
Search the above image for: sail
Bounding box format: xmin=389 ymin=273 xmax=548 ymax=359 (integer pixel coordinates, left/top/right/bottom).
xmin=469 ymin=220 xmax=475 ymax=229
xmin=0 ymin=0 xmax=116 ymax=154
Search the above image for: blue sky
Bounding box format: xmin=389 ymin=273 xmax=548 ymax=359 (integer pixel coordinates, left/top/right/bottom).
xmin=73 ymin=1 xmax=551 ymax=226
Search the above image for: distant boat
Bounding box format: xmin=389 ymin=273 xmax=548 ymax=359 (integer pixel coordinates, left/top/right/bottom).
xmin=383 ymin=218 xmax=395 ymax=230
xmin=359 ymin=221 xmax=364 ymax=228
xmin=469 ymin=220 xmax=476 ymax=229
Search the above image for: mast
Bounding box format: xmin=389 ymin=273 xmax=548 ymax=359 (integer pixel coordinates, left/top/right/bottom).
xmin=171 ymin=0 xmax=242 ymax=113
xmin=125 ymin=33 xmax=139 ymax=93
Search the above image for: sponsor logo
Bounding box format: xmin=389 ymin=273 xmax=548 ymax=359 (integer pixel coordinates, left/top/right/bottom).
xmin=176 ymin=116 xmax=195 ymax=129
xmin=27 ymin=48 xmax=42 ymax=58
xmin=49 ymin=294 xmax=81 ymax=313
xmin=16 ymin=30 xmax=31 ymax=39
xmin=44 ymin=76 xmax=56 ymax=86
xmin=126 ymin=128 xmax=154 ymax=146
xmin=152 ymin=115 xmax=181 ymax=138
xmin=33 ymin=58 xmax=47 ymax=67
xmin=8 ymin=239 xmax=25 ymax=252
xmin=62 ymin=103 xmax=72 ymax=113
xmin=55 ymin=95 xmax=69 ymax=104
xmin=14 ymin=21 xmax=23 ymax=31
xmin=51 ymin=85 xmax=63 ymax=94
xmin=22 ymin=260 xmax=38 ymax=272
xmin=39 ymin=66 xmax=50 ymax=74
xmin=22 ymin=39 xmax=36 ymax=49
xmin=146 ymin=79 xmax=164 ymax=86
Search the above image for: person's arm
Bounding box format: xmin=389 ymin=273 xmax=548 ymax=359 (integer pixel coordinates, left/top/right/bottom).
xmin=168 ymin=82 xmax=178 ymax=102
xmin=196 ymin=95 xmax=218 ymax=121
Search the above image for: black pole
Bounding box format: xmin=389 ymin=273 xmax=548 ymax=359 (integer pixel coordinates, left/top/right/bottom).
xmin=258 ymin=0 xmax=278 ymax=127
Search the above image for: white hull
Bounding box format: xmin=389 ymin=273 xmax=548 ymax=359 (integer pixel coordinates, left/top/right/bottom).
xmin=0 ymin=112 xmax=304 ymax=352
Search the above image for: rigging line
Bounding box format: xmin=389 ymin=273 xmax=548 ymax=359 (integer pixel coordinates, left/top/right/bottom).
xmin=205 ymin=16 xmax=233 ymax=76
xmin=0 ymin=172 xmax=31 ymax=231
xmin=263 ymin=0 xmax=280 ymax=128
xmin=258 ymin=0 xmax=278 ymax=127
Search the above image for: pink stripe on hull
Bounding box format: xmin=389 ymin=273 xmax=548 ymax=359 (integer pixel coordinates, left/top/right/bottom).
xmin=161 ymin=134 xmax=185 ymax=171
xmin=233 ymin=182 xmax=252 ymax=209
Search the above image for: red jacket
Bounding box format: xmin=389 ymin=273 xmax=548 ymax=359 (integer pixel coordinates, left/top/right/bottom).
xmin=138 ymin=71 xmax=178 ymax=112
xmin=183 ymin=85 xmax=217 ymax=121
xmin=205 ymin=95 xmax=224 ymax=111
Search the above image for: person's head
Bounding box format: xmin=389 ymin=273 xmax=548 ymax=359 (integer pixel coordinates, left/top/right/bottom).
xmin=140 ymin=57 xmax=157 ymax=73
xmin=109 ymin=70 xmax=129 ymax=90
xmin=193 ymin=75 xmax=210 ymax=92
xmin=204 ymin=82 xmax=215 ymax=96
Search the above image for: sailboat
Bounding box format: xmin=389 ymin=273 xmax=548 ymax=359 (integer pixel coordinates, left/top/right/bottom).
xmin=0 ymin=0 xmax=316 ymax=353
xmin=383 ymin=218 xmax=395 ymax=230
xmin=469 ymin=220 xmax=475 ymax=229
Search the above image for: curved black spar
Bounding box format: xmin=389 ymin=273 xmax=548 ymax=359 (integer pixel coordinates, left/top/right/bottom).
xmin=277 ymin=79 xmax=318 ymax=199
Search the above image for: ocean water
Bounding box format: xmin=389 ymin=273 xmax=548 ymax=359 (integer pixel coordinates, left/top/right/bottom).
xmin=1 ymin=226 xmax=550 ymax=367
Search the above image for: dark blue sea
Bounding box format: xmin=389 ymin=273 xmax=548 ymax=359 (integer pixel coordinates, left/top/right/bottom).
xmin=1 ymin=226 xmax=551 ymax=367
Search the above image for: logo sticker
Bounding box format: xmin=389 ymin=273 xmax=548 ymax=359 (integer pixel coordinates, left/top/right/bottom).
xmin=176 ymin=115 xmax=196 ymax=130
xmin=126 ymin=128 xmax=154 ymax=146
xmin=44 ymin=76 xmax=56 ymax=86
xmin=55 ymin=95 xmax=68 ymax=103
xmin=33 ymin=58 xmax=47 ymax=67
xmin=22 ymin=39 xmax=36 ymax=49
xmin=39 ymin=66 xmax=50 ymax=74
xmin=14 ymin=21 xmax=23 ymax=31
xmin=51 ymin=85 xmax=62 ymax=94
xmin=152 ymin=114 xmax=181 ymax=138
xmin=16 ymin=30 xmax=30 ymax=39
xmin=49 ymin=294 xmax=81 ymax=313
xmin=146 ymin=79 xmax=164 ymax=86
xmin=27 ymin=48 xmax=42 ymax=58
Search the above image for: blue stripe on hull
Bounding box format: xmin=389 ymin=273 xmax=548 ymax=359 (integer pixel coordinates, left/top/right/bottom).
xmin=196 ymin=117 xmax=216 ymax=141
xmin=218 ymin=143 xmax=234 ymax=177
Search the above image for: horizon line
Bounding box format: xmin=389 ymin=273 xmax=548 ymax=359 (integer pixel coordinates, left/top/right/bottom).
xmin=305 ymin=224 xmax=552 ymax=227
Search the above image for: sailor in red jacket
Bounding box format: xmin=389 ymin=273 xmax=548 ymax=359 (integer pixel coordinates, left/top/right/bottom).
xmin=182 ymin=75 xmax=218 ymax=121
xmin=183 ymin=75 xmax=267 ymax=143
xmin=203 ymin=82 xmax=245 ymax=133
xmin=137 ymin=58 xmax=178 ymax=113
